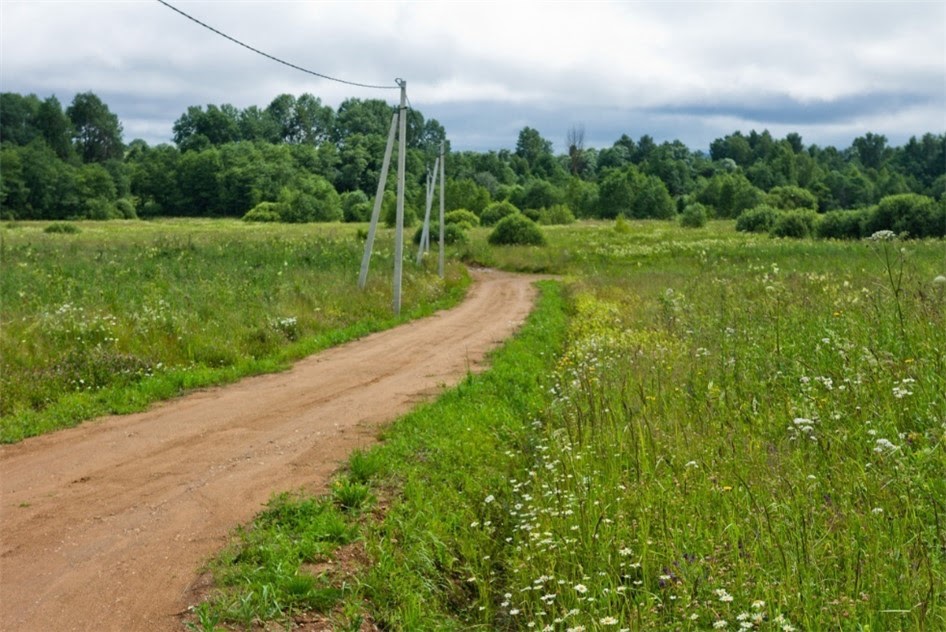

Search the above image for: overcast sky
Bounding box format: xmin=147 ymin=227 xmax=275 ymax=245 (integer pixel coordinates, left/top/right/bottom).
xmin=2 ymin=1 xmax=943 ymax=153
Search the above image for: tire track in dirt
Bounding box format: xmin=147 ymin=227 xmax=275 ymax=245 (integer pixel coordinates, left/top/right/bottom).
xmin=0 ymin=269 xmax=543 ymax=631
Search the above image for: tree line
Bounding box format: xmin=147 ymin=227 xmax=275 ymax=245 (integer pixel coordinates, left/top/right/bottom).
xmin=1 ymin=90 xmax=943 ymax=232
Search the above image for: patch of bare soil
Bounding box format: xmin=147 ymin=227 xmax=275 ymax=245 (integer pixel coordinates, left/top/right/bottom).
xmin=0 ymin=269 xmax=541 ymax=631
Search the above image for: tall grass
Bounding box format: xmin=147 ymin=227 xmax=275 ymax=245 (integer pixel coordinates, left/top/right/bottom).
xmin=182 ymin=219 xmax=945 ymax=630
xmin=464 ymin=224 xmax=945 ymax=630
xmin=1 ymin=219 xmax=468 ymax=442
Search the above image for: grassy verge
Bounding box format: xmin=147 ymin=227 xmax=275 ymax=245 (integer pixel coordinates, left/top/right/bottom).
xmin=1 ymin=219 xmax=468 ymax=442
xmin=185 ymin=280 xmax=568 ymax=630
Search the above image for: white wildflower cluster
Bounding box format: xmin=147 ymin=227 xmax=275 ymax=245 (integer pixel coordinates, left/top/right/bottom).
xmin=869 ymin=229 xmax=897 ymax=241
xmin=892 ymin=377 xmax=915 ymax=399
xmin=873 ymin=438 xmax=899 ymax=454
xmin=788 ymin=417 xmax=818 ymax=442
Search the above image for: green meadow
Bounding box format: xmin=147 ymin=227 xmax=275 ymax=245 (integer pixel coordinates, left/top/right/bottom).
xmin=3 ymin=218 xmax=943 ymax=630
xmin=0 ymin=219 xmax=468 ymax=442
xmin=187 ymin=220 xmax=944 ymax=631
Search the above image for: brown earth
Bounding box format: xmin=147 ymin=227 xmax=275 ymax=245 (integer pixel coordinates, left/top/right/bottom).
xmin=0 ymin=269 xmax=541 ymax=632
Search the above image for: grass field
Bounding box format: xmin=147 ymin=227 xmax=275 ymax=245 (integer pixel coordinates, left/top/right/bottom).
xmin=5 ymin=218 xmax=944 ymax=629
xmin=0 ymin=219 xmax=468 ymax=442
xmin=189 ymin=220 xmax=945 ymax=630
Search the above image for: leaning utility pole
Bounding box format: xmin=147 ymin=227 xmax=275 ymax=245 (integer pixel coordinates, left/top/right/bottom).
xmin=358 ymin=112 xmax=398 ymax=290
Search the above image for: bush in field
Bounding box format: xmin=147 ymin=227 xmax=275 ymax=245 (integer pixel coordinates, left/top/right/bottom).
xmin=341 ymin=190 xmax=372 ymax=223
xmin=444 ymin=209 xmax=480 ymax=229
xmin=816 ymin=210 xmax=868 ymax=239
xmin=770 ymin=209 xmax=820 ymax=239
xmin=488 ymin=213 xmax=546 ymax=246
xmin=115 ymin=198 xmax=137 ymax=219
xmin=539 ymin=204 xmax=576 ymax=225
xmin=522 ymin=208 xmax=541 ymax=222
xmin=679 ymin=202 xmax=708 ymax=228
xmin=278 ymin=176 xmax=342 ymax=223
xmin=85 ymin=198 xmax=121 ymax=220
xmin=44 ymin=222 xmax=80 ymax=234
xmin=863 ymin=193 xmax=943 ymax=238
xmin=614 ymin=214 xmax=631 ymax=234
xmin=765 ymin=185 xmax=819 ymax=211
xmin=735 ymin=205 xmax=779 ymax=233
xmin=480 ymin=200 xmax=520 ymax=226
xmin=412 ymin=222 xmax=468 ymax=246
xmin=243 ymin=202 xmax=283 ymax=222
xmin=382 ymin=192 xmax=417 ymax=228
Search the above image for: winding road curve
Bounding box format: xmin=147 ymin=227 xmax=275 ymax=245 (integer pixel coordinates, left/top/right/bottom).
xmin=0 ymin=269 xmax=541 ymax=631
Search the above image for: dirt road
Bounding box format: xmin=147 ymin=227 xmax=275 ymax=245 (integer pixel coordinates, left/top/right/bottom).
xmin=0 ymin=269 xmax=541 ymax=631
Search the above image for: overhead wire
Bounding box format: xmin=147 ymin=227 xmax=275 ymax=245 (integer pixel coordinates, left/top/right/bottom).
xmin=155 ymin=0 xmax=399 ymax=91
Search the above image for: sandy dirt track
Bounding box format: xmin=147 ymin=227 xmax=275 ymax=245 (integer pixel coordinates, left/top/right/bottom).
xmin=0 ymin=269 xmax=541 ymax=631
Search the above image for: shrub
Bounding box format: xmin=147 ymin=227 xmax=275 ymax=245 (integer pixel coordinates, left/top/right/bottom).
xmin=735 ymin=205 xmax=779 ymax=233
xmin=765 ymin=185 xmax=819 ymax=211
xmin=242 ymin=202 xmax=283 ymax=222
xmin=85 ymin=198 xmax=121 ymax=220
xmin=480 ymin=201 xmax=520 ymax=226
xmin=382 ymin=199 xmax=417 ymax=228
xmin=341 ymin=190 xmax=372 ymax=223
xmin=679 ymin=203 xmax=708 ymax=228
xmin=614 ymin=214 xmax=631 ymax=234
xmin=522 ymin=208 xmax=542 ymax=222
xmin=769 ymin=209 xmax=820 ymax=239
xmin=115 ymin=198 xmax=138 ymax=219
xmin=864 ymin=193 xmax=943 ymax=238
xmin=816 ymin=210 xmax=868 ymax=239
xmin=539 ymin=204 xmax=576 ymax=225
xmin=44 ymin=222 xmax=80 ymax=234
xmin=444 ymin=209 xmax=480 ymax=228
xmin=488 ymin=214 xmax=546 ymax=246
xmin=412 ymin=223 xmax=468 ymax=246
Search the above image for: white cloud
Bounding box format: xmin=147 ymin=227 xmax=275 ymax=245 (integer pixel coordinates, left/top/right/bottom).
xmin=1 ymin=0 xmax=942 ymax=150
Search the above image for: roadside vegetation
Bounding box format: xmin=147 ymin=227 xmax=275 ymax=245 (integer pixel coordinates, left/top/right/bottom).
xmin=189 ymin=220 xmax=944 ymax=630
xmin=0 ymin=219 xmax=468 ymax=442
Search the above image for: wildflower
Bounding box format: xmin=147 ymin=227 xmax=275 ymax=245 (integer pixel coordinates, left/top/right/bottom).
xmin=872 ymin=507 xmax=884 ymax=515
xmin=714 ymin=620 xmax=729 ymax=629
xmin=484 ymin=495 xmax=495 ymax=504
xmin=685 ymin=461 xmax=699 ymax=469
xmin=574 ymin=583 xmax=588 ymax=594
xmin=869 ymin=230 xmax=896 ymax=241
xmin=715 ymin=588 xmax=734 ymax=602
xmin=509 ymin=609 xmax=520 ymax=615
xmin=600 ymin=616 xmax=619 ymax=625
xmin=618 ymin=547 xmax=633 ymax=556
xmin=873 ymin=438 xmax=899 ymax=453
xmin=751 ymin=600 xmax=765 ymax=609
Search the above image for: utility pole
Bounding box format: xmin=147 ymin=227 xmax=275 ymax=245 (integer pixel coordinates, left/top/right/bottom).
xmin=358 ymin=112 xmax=398 ymax=290
xmin=417 ymin=157 xmax=439 ymax=265
xmin=393 ymin=78 xmax=407 ymax=315
xmin=438 ymin=140 xmax=445 ymax=278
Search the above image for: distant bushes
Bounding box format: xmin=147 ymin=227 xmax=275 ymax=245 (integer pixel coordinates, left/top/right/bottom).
xmin=480 ymin=201 xmax=520 ymax=226
xmin=539 ymin=204 xmax=576 ymax=225
xmin=735 ymin=193 xmax=944 ymax=240
xmin=679 ymin=203 xmax=708 ymax=228
xmin=488 ymin=214 xmax=546 ymax=246
xmin=735 ymin=205 xmax=779 ymax=233
xmin=44 ymin=222 xmax=80 ymax=234
xmin=444 ymin=209 xmax=480 ymax=229
xmin=412 ymin=222 xmax=468 ymax=246
xmin=770 ymin=210 xmax=820 ymax=239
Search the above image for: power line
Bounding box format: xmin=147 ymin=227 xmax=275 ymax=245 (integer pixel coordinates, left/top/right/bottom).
xmin=155 ymin=0 xmax=399 ymax=91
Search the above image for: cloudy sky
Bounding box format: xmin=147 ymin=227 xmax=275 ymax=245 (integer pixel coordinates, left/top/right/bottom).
xmin=2 ymin=1 xmax=943 ymax=153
